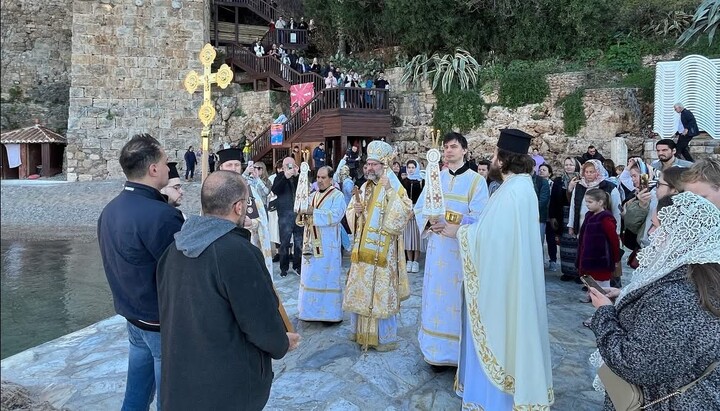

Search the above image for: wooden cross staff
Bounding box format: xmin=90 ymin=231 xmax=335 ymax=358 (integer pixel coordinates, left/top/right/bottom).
xmin=183 ymin=43 xmax=233 ymax=183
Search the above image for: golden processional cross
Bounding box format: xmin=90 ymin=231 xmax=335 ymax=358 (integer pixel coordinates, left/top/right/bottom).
xmin=183 ymin=43 xmax=233 ymax=182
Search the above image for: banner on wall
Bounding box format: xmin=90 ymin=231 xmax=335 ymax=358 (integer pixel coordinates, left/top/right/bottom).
xmin=270 ymin=124 xmax=284 ymax=146
xmin=290 ymin=82 xmax=314 ymax=114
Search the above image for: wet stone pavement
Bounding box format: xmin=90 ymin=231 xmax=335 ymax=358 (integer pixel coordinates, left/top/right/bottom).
xmin=1 ymin=180 xmax=610 ymax=410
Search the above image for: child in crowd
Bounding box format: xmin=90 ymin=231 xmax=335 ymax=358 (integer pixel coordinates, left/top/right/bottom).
xmin=576 ymin=188 xmax=620 ymax=326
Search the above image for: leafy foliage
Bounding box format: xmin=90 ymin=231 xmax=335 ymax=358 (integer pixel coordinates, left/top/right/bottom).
xmin=678 ymin=0 xmax=720 ymax=46
xmin=497 ymin=61 xmax=550 ymax=108
xmin=603 ymin=41 xmax=643 ymax=73
xmin=432 ymin=86 xmax=485 ymax=135
xmin=557 ymin=89 xmax=586 ymax=136
xmin=400 ymin=49 xmax=481 ymax=93
xmin=621 ymin=67 xmax=656 ymax=97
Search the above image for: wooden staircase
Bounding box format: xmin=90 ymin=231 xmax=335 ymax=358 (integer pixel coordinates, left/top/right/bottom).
xmin=224 ymin=44 xmax=391 ymax=162
xmin=211 ymin=0 xmax=309 ymax=50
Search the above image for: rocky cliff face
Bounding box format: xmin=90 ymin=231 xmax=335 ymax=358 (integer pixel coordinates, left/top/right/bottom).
xmin=384 ymin=67 xmax=647 ymax=170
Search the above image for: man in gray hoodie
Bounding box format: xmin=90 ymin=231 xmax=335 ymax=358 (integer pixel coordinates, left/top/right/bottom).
xmin=157 ymin=171 xmax=300 ymax=411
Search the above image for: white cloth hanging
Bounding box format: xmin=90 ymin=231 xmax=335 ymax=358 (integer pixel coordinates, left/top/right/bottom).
xmin=4 ymin=144 xmax=21 ymax=168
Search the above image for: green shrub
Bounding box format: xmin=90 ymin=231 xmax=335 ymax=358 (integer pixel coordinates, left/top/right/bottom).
xmin=497 ymin=62 xmax=550 ymax=108
xmin=603 ymin=42 xmax=642 ymax=73
xmin=432 ymin=86 xmax=485 ymax=134
xmin=557 ymin=89 xmax=586 ymax=136
xmin=621 ymin=67 xmax=655 ymax=97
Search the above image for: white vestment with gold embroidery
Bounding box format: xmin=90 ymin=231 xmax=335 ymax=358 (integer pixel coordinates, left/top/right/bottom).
xmin=343 ymin=175 xmax=412 ymax=348
xmin=297 ymin=187 xmax=346 ymax=321
xmin=456 ymin=174 xmax=554 ymax=410
xmin=414 ymin=167 xmax=488 ymax=366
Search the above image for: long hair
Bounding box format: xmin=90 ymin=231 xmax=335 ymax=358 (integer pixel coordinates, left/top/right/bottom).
xmin=496 ymin=148 xmax=534 ymax=175
xmin=254 ymin=161 xmax=271 ymax=190
xmin=585 ymin=188 xmax=609 ymax=210
xmin=688 ymin=263 xmax=720 ymax=317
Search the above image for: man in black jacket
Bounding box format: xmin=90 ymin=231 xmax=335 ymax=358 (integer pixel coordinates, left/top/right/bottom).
xmin=98 ymin=134 xmax=184 ymax=410
xmin=674 ymin=103 xmax=699 ymax=162
xmin=578 ymin=145 xmax=605 ymax=164
xmin=271 ymin=156 xmax=304 ymax=277
xmin=157 ymin=171 xmax=300 ymax=411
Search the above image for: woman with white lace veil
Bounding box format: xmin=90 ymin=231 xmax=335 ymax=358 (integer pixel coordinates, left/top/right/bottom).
xmin=587 ymin=191 xmax=720 ymax=410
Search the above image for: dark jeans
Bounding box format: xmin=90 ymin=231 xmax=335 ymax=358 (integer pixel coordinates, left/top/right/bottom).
xmin=209 ymin=163 xmax=215 ymax=173
xmin=675 ymin=134 xmax=694 ymax=162
xmin=545 ymin=222 xmax=558 ymax=262
xmin=185 ymin=166 xmax=195 ymax=179
xmin=279 ymin=211 xmax=303 ymax=272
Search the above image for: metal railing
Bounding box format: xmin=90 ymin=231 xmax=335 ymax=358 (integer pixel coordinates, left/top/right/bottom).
xmin=259 ymin=28 xmax=309 ymax=50
xmin=217 ymin=0 xmax=277 ymax=23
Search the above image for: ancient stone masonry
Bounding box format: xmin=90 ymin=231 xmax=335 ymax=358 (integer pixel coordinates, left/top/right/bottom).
xmin=0 ymin=0 xmax=73 ymax=133
xmin=385 ymin=68 xmax=648 ymax=171
xmin=65 ymin=0 xmax=207 ymax=181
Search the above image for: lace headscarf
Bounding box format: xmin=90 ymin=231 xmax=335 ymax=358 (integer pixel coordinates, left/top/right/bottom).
xmin=579 ymin=159 xmax=605 ymax=189
xmin=589 ymin=192 xmax=720 ymax=392
xmin=406 ymin=159 xmax=423 ymax=181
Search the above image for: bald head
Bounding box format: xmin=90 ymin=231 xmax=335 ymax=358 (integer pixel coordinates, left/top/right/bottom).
xmin=201 ymin=170 xmax=248 ymax=218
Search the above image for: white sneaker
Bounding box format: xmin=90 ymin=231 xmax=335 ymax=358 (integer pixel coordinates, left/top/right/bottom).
xmin=413 ymin=261 xmax=421 ymax=273
xmin=406 ymin=261 xmax=412 ymax=272
xmin=544 ymin=260 xmax=550 ymax=269
xmin=549 ymin=261 xmax=559 ymax=272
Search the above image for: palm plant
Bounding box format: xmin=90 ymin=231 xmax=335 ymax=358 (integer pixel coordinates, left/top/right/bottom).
xmin=677 ymin=0 xmax=720 ymax=45
xmin=400 ymin=48 xmax=481 ymax=93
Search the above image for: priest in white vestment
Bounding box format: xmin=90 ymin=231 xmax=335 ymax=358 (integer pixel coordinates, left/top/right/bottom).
xmin=217 ymin=148 xmax=275 ymax=279
xmin=443 ymin=129 xmax=554 ymax=410
xmin=343 ymin=140 xmax=413 ymax=351
xmin=297 ymin=166 xmax=347 ymax=322
xmin=415 ymin=132 xmax=488 ymax=368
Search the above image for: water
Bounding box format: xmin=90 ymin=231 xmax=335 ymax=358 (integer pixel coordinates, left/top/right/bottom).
xmin=1 ymin=239 xmax=114 ymax=359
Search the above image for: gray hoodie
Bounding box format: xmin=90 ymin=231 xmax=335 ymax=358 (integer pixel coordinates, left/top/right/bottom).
xmin=174 ymin=215 xmax=238 ymax=258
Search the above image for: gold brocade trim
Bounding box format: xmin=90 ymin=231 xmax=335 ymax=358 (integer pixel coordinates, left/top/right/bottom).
xmin=351 ymin=183 xmax=391 ymax=267
xmin=356 ymin=315 xmax=379 ymax=348
xmin=421 ymin=325 xmax=460 ymax=341
xmin=458 ymin=226 xmax=516 ymax=394
xmin=462 ymin=403 xmax=484 ymax=411
xmin=299 ymin=284 xmax=342 ymax=293
xmin=443 ymin=193 xmax=469 ymax=203
xmin=468 ymin=174 xmax=482 ymax=203
xmin=458 ymin=227 xmax=554 ymax=409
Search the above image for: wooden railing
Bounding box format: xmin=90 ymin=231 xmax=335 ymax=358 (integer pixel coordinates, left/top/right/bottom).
xmin=216 ymin=0 xmax=277 ymax=23
xmin=226 ymin=43 xmax=325 ymax=91
xmin=247 ymin=87 xmax=389 ymax=160
xmin=259 ymin=28 xmax=309 ymax=50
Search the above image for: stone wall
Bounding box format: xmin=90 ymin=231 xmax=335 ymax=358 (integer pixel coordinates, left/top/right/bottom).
xmin=385 ymin=68 xmax=647 ymax=170
xmin=643 ymin=135 xmax=720 ymax=162
xmin=0 ymin=0 xmax=72 ymax=133
xmin=65 ymin=0 xmax=208 ymax=181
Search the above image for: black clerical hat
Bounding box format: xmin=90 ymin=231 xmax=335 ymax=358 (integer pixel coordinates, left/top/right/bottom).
xmin=497 ymin=129 xmax=533 ymax=154
xmin=217 ymin=148 xmax=244 ymax=165
xmin=167 ymin=162 xmax=180 ymax=179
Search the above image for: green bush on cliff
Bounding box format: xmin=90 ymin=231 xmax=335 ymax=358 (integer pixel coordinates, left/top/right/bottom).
xmin=432 ymin=86 xmax=485 ymax=135
xmin=557 ymin=89 xmax=586 ymax=136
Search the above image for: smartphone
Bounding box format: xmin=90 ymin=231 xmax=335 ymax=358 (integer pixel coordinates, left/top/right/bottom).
xmin=581 ymin=275 xmax=608 ymax=295
xmin=639 ymin=174 xmax=650 ymax=190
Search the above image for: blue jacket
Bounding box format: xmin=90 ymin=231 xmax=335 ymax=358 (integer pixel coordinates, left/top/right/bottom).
xmin=98 ymin=181 xmax=184 ymax=324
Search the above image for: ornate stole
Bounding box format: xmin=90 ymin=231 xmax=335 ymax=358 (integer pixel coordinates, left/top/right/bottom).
xmin=351 ymin=181 xmax=393 ymax=268
xmin=305 ymin=187 xmax=336 ymax=259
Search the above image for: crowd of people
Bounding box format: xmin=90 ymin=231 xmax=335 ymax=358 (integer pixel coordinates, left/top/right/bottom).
xmin=97 ymin=122 xmax=718 ymax=410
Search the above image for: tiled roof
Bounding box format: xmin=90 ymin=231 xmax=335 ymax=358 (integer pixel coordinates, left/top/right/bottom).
xmin=1 ymin=125 xmax=67 ymax=144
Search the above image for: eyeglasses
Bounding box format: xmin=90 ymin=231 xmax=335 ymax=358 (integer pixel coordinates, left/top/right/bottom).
xmin=171 ymin=184 xmax=182 ymax=190
xmin=656 ymin=182 xmax=670 ymax=188
xmin=234 ymin=197 xmax=248 ymax=206
xmin=254 ymin=166 xmax=263 ymax=170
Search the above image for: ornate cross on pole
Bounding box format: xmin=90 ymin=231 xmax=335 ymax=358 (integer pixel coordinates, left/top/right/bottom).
xmin=183 ymin=43 xmax=233 ymax=183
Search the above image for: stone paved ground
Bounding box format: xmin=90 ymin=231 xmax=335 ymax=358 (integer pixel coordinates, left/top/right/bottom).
xmin=1 ymin=180 xmax=610 ymax=410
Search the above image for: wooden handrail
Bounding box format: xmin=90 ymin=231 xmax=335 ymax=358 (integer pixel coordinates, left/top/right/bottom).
xmin=259 ymin=28 xmax=309 ymax=50
xmin=227 ymin=43 xmax=326 ymax=92
xmin=247 ymin=87 xmax=390 ymax=160
xmin=217 ymin=0 xmax=277 ymax=23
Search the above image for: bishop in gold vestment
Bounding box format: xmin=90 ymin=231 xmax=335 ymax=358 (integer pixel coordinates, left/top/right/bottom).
xmin=343 ymin=140 xmax=412 ymax=351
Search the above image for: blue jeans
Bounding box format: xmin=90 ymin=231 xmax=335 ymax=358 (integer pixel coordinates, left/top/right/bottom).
xmin=123 ymin=322 xmax=161 ymax=411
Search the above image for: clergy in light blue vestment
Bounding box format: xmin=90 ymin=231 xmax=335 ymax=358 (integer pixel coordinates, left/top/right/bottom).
xmin=415 ymin=133 xmax=488 ymax=366
xmin=297 ymin=167 xmax=347 ymax=322
xmin=444 ymin=129 xmax=554 ymax=410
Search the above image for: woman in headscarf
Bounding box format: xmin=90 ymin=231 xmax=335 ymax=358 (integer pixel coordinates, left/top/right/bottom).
xmin=556 ymin=157 xmax=582 ymax=281
xmin=587 ymin=192 xmax=720 ymax=411
xmin=402 ymin=159 xmax=424 ymax=273
xmin=567 ymin=159 xmax=622 ymax=284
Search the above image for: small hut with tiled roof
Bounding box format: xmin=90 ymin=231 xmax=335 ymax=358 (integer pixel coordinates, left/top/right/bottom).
xmin=1 ymin=124 xmax=66 ymax=179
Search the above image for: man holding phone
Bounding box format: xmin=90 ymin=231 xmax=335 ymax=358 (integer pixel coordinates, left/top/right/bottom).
xmin=271 ymin=157 xmax=304 ymax=277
